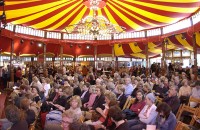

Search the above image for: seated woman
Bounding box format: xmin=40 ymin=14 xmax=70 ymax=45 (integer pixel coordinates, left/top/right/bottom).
xmin=128 ymin=93 xmax=158 ymax=130
xmin=85 ymin=91 xmax=118 ymax=129
xmin=123 ymin=90 xmax=146 ymax=120
xmin=83 ymin=85 xmax=97 ymax=110
xmin=31 ymin=86 xmax=41 ymax=104
xmin=62 ymin=96 xmax=83 ymax=130
xmin=19 ymin=97 xmax=36 ymax=127
xmin=153 ymin=102 xmax=176 ymax=130
xmin=49 ymin=86 xmax=73 ymax=110
xmin=116 ymin=84 xmax=127 ymax=109
xmin=178 ymin=79 xmax=192 ymax=104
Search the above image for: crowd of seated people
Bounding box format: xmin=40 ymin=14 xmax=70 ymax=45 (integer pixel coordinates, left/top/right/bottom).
xmin=0 ymin=63 xmax=200 ymax=130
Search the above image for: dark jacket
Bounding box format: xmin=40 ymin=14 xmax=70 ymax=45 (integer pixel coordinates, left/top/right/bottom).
xmin=92 ymin=94 xmax=105 ymax=110
xmin=163 ymin=96 xmax=180 ymax=114
xmin=155 ymin=112 xmax=177 ymax=130
xmin=117 ymin=94 xmax=127 ymax=109
xmin=81 ymin=91 xmax=90 ymax=105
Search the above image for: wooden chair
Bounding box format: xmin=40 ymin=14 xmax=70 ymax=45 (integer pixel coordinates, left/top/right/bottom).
xmin=122 ymin=97 xmax=135 ymax=110
xmin=188 ymin=96 xmax=200 ymax=107
xmin=156 ymin=96 xmax=163 ymax=106
xmin=190 ymin=108 xmax=200 ymax=126
xmin=29 ymin=121 xmax=36 ymax=130
xmin=122 ymin=97 xmax=130 ymax=110
xmin=176 ymin=104 xmax=197 ymax=121
xmin=175 ymin=121 xmax=190 ymax=130
xmin=126 ymin=98 xmax=136 ymax=109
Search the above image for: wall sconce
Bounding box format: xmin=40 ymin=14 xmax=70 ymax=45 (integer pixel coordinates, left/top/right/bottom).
xmin=20 ymin=39 xmax=24 ymax=44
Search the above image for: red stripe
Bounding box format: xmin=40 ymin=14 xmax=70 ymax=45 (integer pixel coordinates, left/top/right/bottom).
xmin=138 ymin=0 xmax=200 ymax=8
xmin=6 ymin=1 xmax=69 ymax=23
xmin=103 ymin=5 xmax=135 ymax=32
xmin=108 ymin=1 xmax=151 ymax=29
xmin=55 ymin=6 xmax=89 ymax=31
xmin=119 ymin=1 xmax=193 ymax=18
xmin=23 ymin=1 xmax=80 ymax=30
xmin=169 ymin=35 xmax=186 ymax=49
xmin=5 ymin=0 xmax=58 ymax=10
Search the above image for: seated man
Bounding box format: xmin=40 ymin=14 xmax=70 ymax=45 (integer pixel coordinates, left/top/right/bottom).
xmin=163 ymin=85 xmax=180 ymax=114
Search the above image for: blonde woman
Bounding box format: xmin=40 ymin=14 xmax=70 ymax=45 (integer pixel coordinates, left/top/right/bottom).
xmin=179 ymin=79 xmax=192 ymax=104
xmin=62 ymin=96 xmax=82 ymax=130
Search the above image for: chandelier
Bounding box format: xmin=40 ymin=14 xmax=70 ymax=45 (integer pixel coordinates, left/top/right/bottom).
xmin=65 ymin=0 xmax=126 ymax=38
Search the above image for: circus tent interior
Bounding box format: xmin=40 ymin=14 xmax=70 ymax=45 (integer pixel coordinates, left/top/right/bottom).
xmin=1 ymin=0 xmax=200 ymax=69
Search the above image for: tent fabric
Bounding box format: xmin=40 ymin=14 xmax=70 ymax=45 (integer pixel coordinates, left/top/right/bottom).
xmin=1 ymin=0 xmax=200 ymax=32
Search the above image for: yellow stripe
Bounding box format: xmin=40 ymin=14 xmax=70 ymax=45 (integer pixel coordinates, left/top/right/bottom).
xmin=104 ymin=7 xmax=122 ymax=31
xmin=6 ymin=1 xmax=71 ymax=19
xmin=109 ymin=1 xmax=157 ymax=27
xmin=107 ymin=3 xmax=144 ymax=30
xmin=11 ymin=2 xmax=71 ymax=25
xmin=131 ymin=53 xmax=146 ymax=59
xmin=127 ymin=0 xmax=200 ymax=13
xmin=49 ymin=5 xmax=86 ymax=30
xmin=148 ymin=48 xmax=162 ymax=54
xmin=129 ymin=42 xmax=142 ymax=53
xmin=175 ymin=34 xmax=193 ymax=51
xmin=114 ymin=44 xmax=125 ymax=56
xmin=97 ymin=9 xmax=103 ymax=16
xmin=195 ymin=32 xmax=200 ymax=47
xmin=5 ymin=0 xmax=40 ymax=5
xmin=32 ymin=1 xmax=82 ymax=29
xmin=111 ymin=0 xmax=177 ymax=24
xmin=166 ymin=38 xmax=177 ymax=50
xmin=148 ymin=42 xmax=158 ymax=49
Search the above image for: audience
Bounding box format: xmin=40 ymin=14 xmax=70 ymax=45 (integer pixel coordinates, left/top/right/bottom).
xmin=2 ymin=63 xmax=200 ymax=130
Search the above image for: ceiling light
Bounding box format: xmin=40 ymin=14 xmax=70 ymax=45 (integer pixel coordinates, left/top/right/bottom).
xmin=38 ymin=43 xmax=42 ymax=47
xmin=20 ymin=39 xmax=24 ymax=44
xmin=70 ymin=43 xmax=73 ymax=48
xmin=30 ymin=41 xmax=34 ymax=45
xmin=86 ymin=45 xmax=90 ymax=49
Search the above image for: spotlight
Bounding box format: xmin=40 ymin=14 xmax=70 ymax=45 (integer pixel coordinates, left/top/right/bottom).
xmin=0 ymin=1 xmax=4 ymax=6
xmin=86 ymin=45 xmax=90 ymax=49
xmin=70 ymin=43 xmax=73 ymax=48
xmin=30 ymin=41 xmax=34 ymax=45
xmin=38 ymin=43 xmax=42 ymax=47
xmin=118 ymin=44 xmax=122 ymax=48
xmin=181 ymin=34 xmax=186 ymax=40
xmin=78 ymin=45 xmax=81 ymax=48
xmin=20 ymin=39 xmax=24 ymax=44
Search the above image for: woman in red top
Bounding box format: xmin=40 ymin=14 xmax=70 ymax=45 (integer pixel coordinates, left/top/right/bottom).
xmin=124 ymin=89 xmax=146 ymax=120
